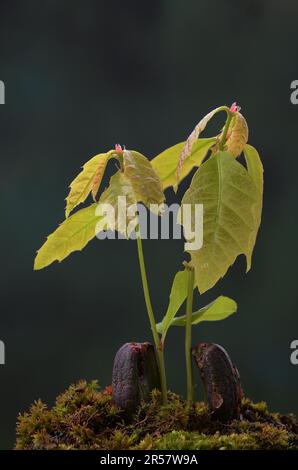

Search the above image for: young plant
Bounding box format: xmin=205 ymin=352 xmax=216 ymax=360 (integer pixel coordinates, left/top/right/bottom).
xmin=34 ymin=145 xmax=169 ymax=404
xmin=154 ymin=103 xmax=263 ymax=404
xmin=34 ymin=102 xmax=263 ymax=408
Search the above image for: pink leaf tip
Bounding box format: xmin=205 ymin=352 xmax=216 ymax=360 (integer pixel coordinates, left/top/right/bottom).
xmin=230 ymin=102 xmax=241 ymax=113
xmin=115 ymin=144 xmax=122 ymax=154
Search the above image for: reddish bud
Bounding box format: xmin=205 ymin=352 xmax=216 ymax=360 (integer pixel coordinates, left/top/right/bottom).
xmin=115 ymin=144 xmax=122 ymax=154
xmin=230 ymin=102 xmax=237 ymax=113
xmin=230 ymin=102 xmax=241 ymax=113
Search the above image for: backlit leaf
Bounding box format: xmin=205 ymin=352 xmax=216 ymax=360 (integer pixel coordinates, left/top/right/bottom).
xmin=156 ymin=269 xmax=189 ymax=339
xmin=91 ymin=153 xmax=113 ymax=201
xmin=151 ymin=138 xmax=216 ymax=190
xmin=223 ymin=112 xmax=249 ymax=157
xmin=177 ymin=107 xmax=223 ymax=181
xmin=167 ymin=296 xmax=237 ymax=327
xmin=180 ymin=151 xmax=258 ymax=293
xmin=243 ymin=144 xmax=264 ymax=270
xmin=123 ymin=150 xmax=164 ymax=209
xmin=100 ymin=151 xmax=165 ymax=235
xmin=65 ymin=152 xmax=114 ymax=218
xmin=96 ymin=171 xmax=138 ymax=236
xmin=34 ymin=151 xmax=164 ymax=269
xmin=34 ymin=203 xmax=101 ymax=270
xmin=34 ymin=171 xmax=138 ymax=270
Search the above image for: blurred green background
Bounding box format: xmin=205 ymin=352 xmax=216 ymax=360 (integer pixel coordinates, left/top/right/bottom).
xmin=0 ymin=0 xmax=298 ymax=449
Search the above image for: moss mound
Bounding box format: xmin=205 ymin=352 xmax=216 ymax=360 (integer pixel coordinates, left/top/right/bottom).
xmin=16 ymin=381 xmax=298 ymax=450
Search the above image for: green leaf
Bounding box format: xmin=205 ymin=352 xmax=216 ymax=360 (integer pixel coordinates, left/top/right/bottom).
xmin=156 ymin=269 xmax=189 ymax=338
xmin=123 ymin=150 xmax=164 ymax=208
xmin=223 ymin=112 xmax=249 ymax=157
xmin=34 ymin=171 xmax=138 ymax=270
xmin=97 ymin=171 xmax=138 ymax=236
xmin=151 ymin=138 xmax=216 ymax=190
xmin=34 ymin=203 xmax=101 ymax=270
xmin=180 ymin=151 xmax=258 ymax=293
xmin=243 ymin=144 xmax=264 ymax=270
xmin=94 ymin=149 xmax=165 ymax=233
xmin=167 ymin=296 xmax=237 ymax=327
xmin=65 ymin=152 xmax=114 ymax=218
xmin=177 ymin=107 xmax=223 ymax=181
xmin=34 ymin=151 xmax=165 ymax=270
xmin=91 ymin=154 xmax=113 ymax=201
xmin=99 ymin=151 xmax=165 ymax=235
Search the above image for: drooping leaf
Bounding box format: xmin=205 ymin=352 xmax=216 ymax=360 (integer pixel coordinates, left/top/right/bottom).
xmin=167 ymin=296 xmax=237 ymax=327
xmin=34 ymin=150 xmax=165 ymax=269
xmin=180 ymin=151 xmax=258 ymax=293
xmin=123 ymin=150 xmax=165 ymax=209
xmin=223 ymin=112 xmax=249 ymax=157
xmin=65 ymin=152 xmax=114 ymax=218
xmin=151 ymin=138 xmax=216 ymax=190
xmin=34 ymin=171 xmax=138 ymax=270
xmin=97 ymin=171 xmax=138 ymax=236
xmin=243 ymin=144 xmax=264 ymax=270
xmin=99 ymin=150 xmax=165 ymax=235
xmin=177 ymin=107 xmax=223 ymax=181
xmin=91 ymin=153 xmax=114 ymax=201
xmin=34 ymin=203 xmax=101 ymax=270
xmin=156 ymin=269 xmax=189 ymax=339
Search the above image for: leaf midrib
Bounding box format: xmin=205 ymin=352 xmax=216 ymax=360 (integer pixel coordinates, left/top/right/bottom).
xmin=211 ymin=153 xmax=223 ymax=257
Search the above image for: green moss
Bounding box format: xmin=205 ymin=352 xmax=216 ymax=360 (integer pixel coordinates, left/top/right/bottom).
xmin=16 ymin=380 xmax=298 ymax=450
xmin=144 ymin=426 xmax=292 ymax=451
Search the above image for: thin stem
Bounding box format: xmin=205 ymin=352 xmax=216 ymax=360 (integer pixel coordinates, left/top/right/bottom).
xmin=157 ymin=345 xmax=168 ymax=406
xmin=135 ymin=224 xmax=168 ymax=405
xmin=136 ymin=226 xmax=159 ymax=347
xmin=219 ymin=108 xmax=233 ymax=150
xmin=185 ymin=265 xmax=195 ymax=405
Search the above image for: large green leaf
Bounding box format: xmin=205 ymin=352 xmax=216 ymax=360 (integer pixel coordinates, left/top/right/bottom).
xmin=157 ymin=269 xmax=189 ymax=339
xmin=180 ymin=151 xmax=258 ymax=293
xmin=164 ymin=296 xmax=237 ymax=328
xmin=151 ymin=138 xmax=216 ymax=190
xmin=123 ymin=150 xmax=164 ymax=208
xmin=243 ymin=144 xmax=264 ymax=270
xmin=65 ymin=152 xmax=114 ymax=218
xmin=34 ymin=203 xmax=101 ymax=270
xmin=177 ymin=107 xmax=223 ymax=181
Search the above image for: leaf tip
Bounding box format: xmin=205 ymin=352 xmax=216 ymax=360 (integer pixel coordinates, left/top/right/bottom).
xmin=33 ymin=255 xmax=42 ymax=271
xmin=245 ymin=255 xmax=252 ymax=273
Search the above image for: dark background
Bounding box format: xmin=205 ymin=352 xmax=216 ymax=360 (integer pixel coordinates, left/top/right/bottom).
xmin=0 ymin=0 xmax=297 ymax=449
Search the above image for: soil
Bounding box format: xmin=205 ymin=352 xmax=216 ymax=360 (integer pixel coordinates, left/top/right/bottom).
xmin=15 ymin=380 xmax=298 ymax=450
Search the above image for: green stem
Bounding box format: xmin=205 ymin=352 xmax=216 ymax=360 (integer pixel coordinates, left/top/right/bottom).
xmin=135 ymin=224 xmax=168 ymax=405
xmin=185 ymin=265 xmax=195 ymax=405
xmin=157 ymin=345 xmax=168 ymax=405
